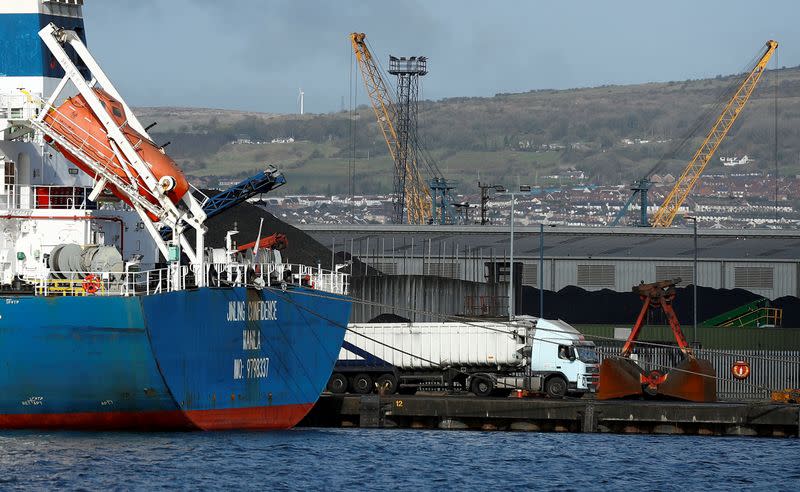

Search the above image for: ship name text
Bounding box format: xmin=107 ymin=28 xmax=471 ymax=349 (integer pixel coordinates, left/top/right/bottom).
xmin=227 ymin=300 xmax=278 ymax=322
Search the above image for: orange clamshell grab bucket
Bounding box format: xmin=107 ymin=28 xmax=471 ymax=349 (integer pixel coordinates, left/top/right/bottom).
xmin=598 ymin=279 xmax=717 ymax=403
xmin=43 ymin=88 xmax=189 ymax=221
xmin=598 ymin=357 xmax=717 ymax=403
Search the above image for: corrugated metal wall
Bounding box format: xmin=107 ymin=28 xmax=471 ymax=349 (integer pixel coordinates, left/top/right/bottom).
xmin=354 ymin=254 xmax=799 ymax=298
xmin=349 ymin=275 xmax=507 ymax=323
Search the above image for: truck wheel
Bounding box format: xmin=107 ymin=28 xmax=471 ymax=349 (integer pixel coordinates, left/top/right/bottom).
xmin=471 ymin=376 xmax=494 ymax=397
xmin=545 ymin=376 xmax=567 ymax=398
xmin=376 ymin=374 xmax=398 ymax=395
xmin=352 ymin=373 xmax=373 ymax=395
xmin=327 ymin=373 xmax=348 ymax=394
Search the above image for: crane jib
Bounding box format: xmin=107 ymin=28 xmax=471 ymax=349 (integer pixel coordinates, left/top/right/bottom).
xmin=651 ymin=40 xmax=778 ymax=228
xmin=350 ymin=32 xmax=433 ymax=225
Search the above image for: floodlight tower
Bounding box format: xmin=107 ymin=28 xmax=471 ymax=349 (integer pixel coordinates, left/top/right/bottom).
xmin=388 ymin=55 xmax=427 ymax=223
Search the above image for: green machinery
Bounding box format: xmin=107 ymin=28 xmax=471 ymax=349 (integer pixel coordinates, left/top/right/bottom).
xmin=701 ymin=298 xmax=783 ymax=328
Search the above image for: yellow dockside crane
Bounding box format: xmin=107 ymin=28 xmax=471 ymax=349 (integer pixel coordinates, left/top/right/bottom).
xmin=350 ymin=32 xmax=432 ymax=225
xmin=651 ymin=40 xmax=778 ymax=227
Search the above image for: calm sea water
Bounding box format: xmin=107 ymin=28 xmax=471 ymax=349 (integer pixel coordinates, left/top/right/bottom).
xmin=0 ymin=428 xmax=796 ymax=490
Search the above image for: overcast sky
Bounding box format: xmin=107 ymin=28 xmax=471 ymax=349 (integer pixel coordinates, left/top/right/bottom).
xmin=83 ymin=0 xmax=799 ymax=114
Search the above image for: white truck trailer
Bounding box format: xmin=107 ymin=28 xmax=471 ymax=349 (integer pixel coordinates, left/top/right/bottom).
xmin=328 ymin=316 xmax=599 ymax=398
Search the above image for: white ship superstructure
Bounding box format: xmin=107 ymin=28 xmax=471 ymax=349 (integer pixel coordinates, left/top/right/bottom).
xmin=0 ymin=0 xmax=159 ymax=285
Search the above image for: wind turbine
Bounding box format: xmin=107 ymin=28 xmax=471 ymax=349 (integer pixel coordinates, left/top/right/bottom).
xmin=298 ymin=88 xmax=304 ymax=115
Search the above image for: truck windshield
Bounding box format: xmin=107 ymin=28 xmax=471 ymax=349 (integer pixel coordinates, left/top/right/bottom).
xmin=575 ymin=346 xmax=599 ymax=364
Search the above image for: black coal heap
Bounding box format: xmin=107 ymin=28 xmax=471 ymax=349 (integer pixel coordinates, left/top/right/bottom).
xmin=198 ymin=198 xmax=333 ymax=270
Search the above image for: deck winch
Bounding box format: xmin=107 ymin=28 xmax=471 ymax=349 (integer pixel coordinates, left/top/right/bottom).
xmin=48 ymin=243 xmax=125 ymax=280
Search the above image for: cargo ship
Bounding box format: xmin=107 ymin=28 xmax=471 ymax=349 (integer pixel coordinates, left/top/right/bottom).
xmin=0 ymin=1 xmax=351 ymax=430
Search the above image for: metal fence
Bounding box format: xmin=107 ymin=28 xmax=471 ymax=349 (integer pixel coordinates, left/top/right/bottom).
xmin=597 ymin=344 xmax=800 ymax=401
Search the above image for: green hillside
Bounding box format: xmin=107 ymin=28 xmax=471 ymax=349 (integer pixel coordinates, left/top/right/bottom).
xmin=138 ymin=65 xmax=800 ymax=195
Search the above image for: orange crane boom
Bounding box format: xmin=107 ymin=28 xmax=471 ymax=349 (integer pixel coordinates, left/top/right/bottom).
xmin=651 ymin=40 xmax=778 ymax=227
xmin=350 ymin=32 xmax=431 ymax=224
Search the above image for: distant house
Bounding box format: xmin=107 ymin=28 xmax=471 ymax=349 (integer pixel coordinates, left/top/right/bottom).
xmin=720 ymin=155 xmax=754 ymax=167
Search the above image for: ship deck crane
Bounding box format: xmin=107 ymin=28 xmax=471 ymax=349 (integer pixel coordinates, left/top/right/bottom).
xmin=201 ymin=166 xmax=285 ymax=220
xmin=350 ymin=32 xmax=432 ymax=224
xmin=651 ymin=40 xmax=778 ymax=227
xmin=160 ymin=166 xmax=286 ymax=239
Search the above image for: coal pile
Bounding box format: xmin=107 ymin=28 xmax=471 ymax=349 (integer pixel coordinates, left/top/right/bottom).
xmin=519 ymin=285 xmax=796 ymax=326
xmin=368 ymin=313 xmax=411 ymax=323
xmin=774 ymin=297 xmax=800 ymax=327
xmin=189 ymin=197 xmax=380 ymax=276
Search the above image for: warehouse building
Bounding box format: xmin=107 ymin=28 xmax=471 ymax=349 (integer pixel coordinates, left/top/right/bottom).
xmin=302 ymin=225 xmax=800 ymax=300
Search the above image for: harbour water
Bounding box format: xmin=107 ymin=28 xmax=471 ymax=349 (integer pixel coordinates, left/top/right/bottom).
xmin=0 ymin=428 xmax=795 ymax=490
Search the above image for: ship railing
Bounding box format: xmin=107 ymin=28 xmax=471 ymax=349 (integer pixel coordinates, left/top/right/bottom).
xmin=32 ymin=271 xmax=120 ymax=297
xmin=0 ymin=184 xmax=98 ymax=211
xmin=204 ymin=262 xmax=349 ymax=296
xmin=0 ymin=185 xmax=135 ymax=214
xmin=30 ymin=268 xmax=175 ymax=297
xmin=127 ymin=267 xmax=177 ymax=296
xmin=31 ymin=185 xmax=97 ymax=210
xmin=29 ymin=262 xmax=349 ymax=297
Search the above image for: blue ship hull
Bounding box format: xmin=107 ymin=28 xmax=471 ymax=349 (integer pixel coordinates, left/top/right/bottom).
xmin=0 ymin=286 xmax=350 ymax=430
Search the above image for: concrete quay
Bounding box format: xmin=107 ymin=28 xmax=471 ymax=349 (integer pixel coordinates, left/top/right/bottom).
xmin=300 ymin=394 xmax=800 ymax=437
